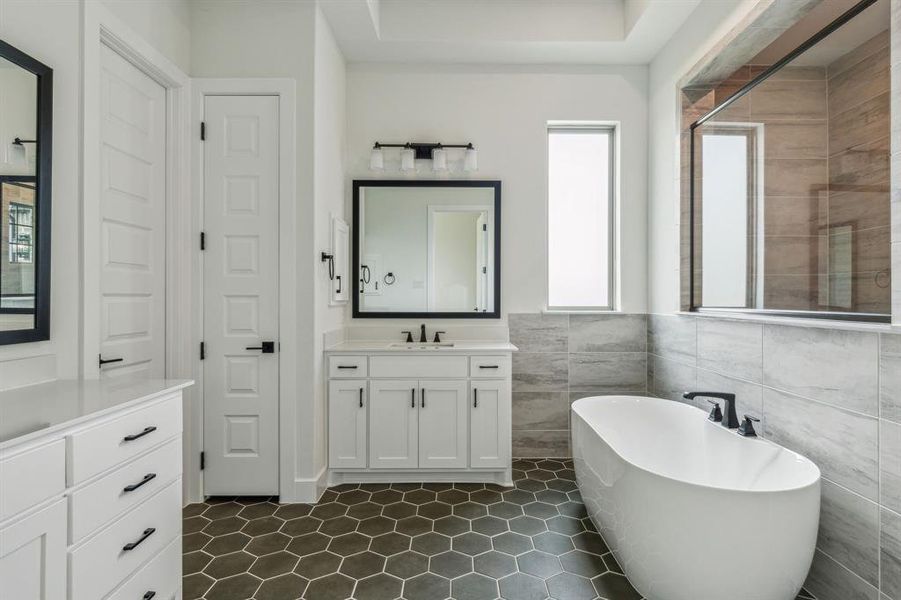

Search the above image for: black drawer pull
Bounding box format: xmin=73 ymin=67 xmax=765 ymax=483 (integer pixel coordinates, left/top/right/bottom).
xmin=337 ymin=365 xmax=358 ymax=369
xmin=479 ymin=365 xmax=499 ymax=369
xmin=123 ymin=426 xmax=157 ymax=442
xmin=143 ymin=593 xmax=156 ymax=600
xmin=411 ymin=388 xmax=415 ymax=408
xmin=359 ymin=387 xmax=364 ymax=408
xmin=123 ymin=473 xmax=157 ymax=493
xmin=123 ymin=527 xmax=155 ymax=551
xmin=474 ymin=388 xmax=478 ymax=408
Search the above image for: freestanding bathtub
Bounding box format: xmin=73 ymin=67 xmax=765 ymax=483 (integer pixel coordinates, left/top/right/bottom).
xmin=572 ymin=395 xmax=820 ymax=600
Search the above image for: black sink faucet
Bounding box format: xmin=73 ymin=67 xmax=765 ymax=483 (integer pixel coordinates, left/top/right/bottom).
xmin=419 ymin=324 xmax=427 ymax=343
xmin=683 ymin=391 xmax=740 ymax=429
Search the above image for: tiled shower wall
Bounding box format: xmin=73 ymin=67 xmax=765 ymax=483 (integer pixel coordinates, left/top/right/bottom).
xmin=647 ymin=313 xmax=901 ymax=600
xmin=507 ymin=313 xmax=647 ymax=458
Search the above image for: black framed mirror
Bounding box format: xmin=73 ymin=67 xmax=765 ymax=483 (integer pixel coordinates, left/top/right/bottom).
xmin=0 ymin=40 xmax=52 ymax=344
xmin=352 ymin=180 xmax=501 ymax=319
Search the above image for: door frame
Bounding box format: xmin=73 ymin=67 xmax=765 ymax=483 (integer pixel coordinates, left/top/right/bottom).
xmin=81 ymin=5 xmax=195 ymax=498
xmin=193 ymin=79 xmax=297 ymax=502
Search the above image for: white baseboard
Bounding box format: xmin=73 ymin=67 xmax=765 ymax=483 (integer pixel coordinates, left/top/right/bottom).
xmin=289 ymin=466 xmax=329 ymax=503
xmin=328 ymin=469 xmax=514 ymax=487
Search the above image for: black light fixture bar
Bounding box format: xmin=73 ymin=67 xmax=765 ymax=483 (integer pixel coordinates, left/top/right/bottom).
xmin=12 ymin=137 xmax=37 ymax=145
xmin=373 ymin=141 xmax=474 ymax=160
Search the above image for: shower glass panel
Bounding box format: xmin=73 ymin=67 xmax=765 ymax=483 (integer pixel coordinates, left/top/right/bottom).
xmin=691 ymin=0 xmax=891 ymax=319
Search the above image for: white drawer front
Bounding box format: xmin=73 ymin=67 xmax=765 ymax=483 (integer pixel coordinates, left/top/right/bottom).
xmin=68 ymin=394 xmax=182 ymax=485
xmin=106 ymin=536 xmax=180 ymax=600
xmin=69 ymin=438 xmax=181 ymax=544
xmin=369 ymin=355 xmax=467 ymax=378
xmin=0 ymin=439 xmax=65 ymax=522
xmin=328 ymin=355 xmax=368 ymax=378
xmin=69 ymin=478 xmax=181 ymax=600
xmin=469 ymin=356 xmax=511 ymax=379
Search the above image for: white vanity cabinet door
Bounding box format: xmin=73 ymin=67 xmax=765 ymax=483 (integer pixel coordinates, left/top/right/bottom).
xmin=0 ymin=499 xmax=66 ymax=600
xmin=328 ymin=381 xmax=368 ymax=469
xmin=418 ymin=380 xmax=468 ymax=469
xmin=369 ymin=380 xmax=419 ymax=469
xmin=470 ymin=380 xmax=511 ymax=468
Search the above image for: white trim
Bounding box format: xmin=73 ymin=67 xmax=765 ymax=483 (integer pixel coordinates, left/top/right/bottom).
xmin=329 ymin=469 xmax=513 ymax=487
xmin=192 ymin=79 xmax=298 ymax=502
xmin=81 ymin=3 xmax=195 ymax=501
xmin=292 ymin=466 xmax=329 ymax=504
xmin=425 ymin=205 xmax=492 ymax=312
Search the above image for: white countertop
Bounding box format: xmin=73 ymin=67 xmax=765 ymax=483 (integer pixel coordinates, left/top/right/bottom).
xmin=0 ymin=378 xmax=193 ymax=449
xmin=325 ymin=341 xmax=518 ymax=353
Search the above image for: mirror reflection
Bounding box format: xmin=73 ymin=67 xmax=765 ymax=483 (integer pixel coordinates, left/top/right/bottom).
xmin=1 ymin=55 xmax=38 ymax=332
xmin=355 ymin=183 xmax=499 ymax=316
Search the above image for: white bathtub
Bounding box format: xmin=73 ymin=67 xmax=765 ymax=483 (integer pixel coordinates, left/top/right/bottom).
xmin=572 ymin=395 xmax=820 ymax=600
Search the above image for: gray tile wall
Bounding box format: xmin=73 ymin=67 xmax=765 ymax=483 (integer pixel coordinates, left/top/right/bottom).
xmin=508 ymin=314 xmax=647 ymax=458
xmin=647 ymin=313 xmax=901 ymax=600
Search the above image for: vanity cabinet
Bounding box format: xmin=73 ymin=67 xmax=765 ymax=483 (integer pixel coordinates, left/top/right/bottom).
xmin=326 ymin=348 xmax=514 ymax=485
xmin=0 ymin=498 xmax=67 ymax=600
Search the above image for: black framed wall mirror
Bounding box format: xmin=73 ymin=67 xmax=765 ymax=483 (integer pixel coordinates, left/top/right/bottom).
xmin=0 ymin=40 xmax=52 ymax=344
xmin=352 ymin=180 xmax=501 ymax=319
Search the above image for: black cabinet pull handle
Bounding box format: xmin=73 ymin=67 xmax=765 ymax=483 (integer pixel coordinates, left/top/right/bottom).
xmin=421 ymin=389 xmax=425 ymax=408
xmin=123 ymin=527 xmax=156 ymax=551
xmin=337 ymin=365 xmax=357 ymax=369
xmin=479 ymin=365 xmax=499 ymax=369
xmin=123 ymin=426 xmax=157 ymax=442
xmin=474 ymin=388 xmax=478 ymax=408
xmin=123 ymin=473 xmax=157 ymax=493
xmin=143 ymin=592 xmax=156 ymax=600
xmin=411 ymin=388 xmax=415 ymax=408
xmin=359 ymin=387 xmax=364 ymax=408
xmin=98 ymin=354 xmax=124 ymax=367
xmin=336 ymin=275 xmax=342 ymax=294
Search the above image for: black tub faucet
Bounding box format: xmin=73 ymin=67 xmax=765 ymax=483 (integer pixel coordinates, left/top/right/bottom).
xmin=683 ymin=391 xmax=739 ymax=429
xmin=419 ymin=324 xmax=427 ymax=343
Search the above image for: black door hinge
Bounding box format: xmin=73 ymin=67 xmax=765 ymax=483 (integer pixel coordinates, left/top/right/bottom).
xmin=200 ymin=451 xmax=205 ymax=470
xmin=483 ymin=223 xmax=487 ymax=231
xmin=200 ymin=342 xmax=205 ymax=360
xmin=200 ymin=231 xmax=205 ymax=250
xmin=200 ymin=121 xmax=206 ymax=141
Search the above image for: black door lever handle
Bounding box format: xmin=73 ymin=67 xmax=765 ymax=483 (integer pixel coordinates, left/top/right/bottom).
xmin=246 ymin=341 xmax=275 ymax=353
xmin=99 ymin=354 xmax=124 ymax=367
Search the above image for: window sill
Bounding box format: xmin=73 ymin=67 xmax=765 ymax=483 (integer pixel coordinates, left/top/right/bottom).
xmin=675 ymin=310 xmax=899 ymax=333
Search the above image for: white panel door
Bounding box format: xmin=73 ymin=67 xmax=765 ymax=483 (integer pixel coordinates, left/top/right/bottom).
xmin=369 ymin=380 xmax=418 ymax=469
xmin=0 ymin=499 xmax=66 ymax=600
xmin=419 ymin=380 xmax=468 ymax=469
xmin=98 ymin=44 xmax=166 ymax=379
xmin=470 ymin=380 xmax=510 ymax=468
xmin=203 ymin=95 xmax=279 ymax=495
xmin=328 ymin=380 xmax=367 ymax=469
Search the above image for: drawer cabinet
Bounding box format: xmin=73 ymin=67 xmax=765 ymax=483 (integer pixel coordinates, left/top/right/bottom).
xmin=0 ymin=499 xmax=66 ymax=600
xmin=106 ymin=536 xmax=180 ymax=600
xmin=0 ymin=439 xmax=65 ymax=522
xmin=328 ymin=380 xmax=367 ymax=469
xmin=329 ymin=355 xmax=368 ymax=378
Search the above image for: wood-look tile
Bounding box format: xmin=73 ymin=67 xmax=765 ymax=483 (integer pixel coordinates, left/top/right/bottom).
xmin=818 ymin=479 xmax=880 ymax=586
xmin=805 ymin=550 xmax=880 ymax=600
xmin=568 ymin=314 xmax=646 ymax=353
xmin=750 ymin=79 xmax=827 ymax=120
xmin=764 ymin=159 xmax=827 ymax=197
xmin=512 ymin=353 xmax=568 ymax=392
xmin=763 ymin=324 xmax=879 ymax=416
xmin=763 ymin=236 xmax=823 ymax=276
xmin=568 ymin=353 xmax=646 ymax=393
xmin=765 ymin=196 xmax=827 ymax=237
xmin=696 ymin=369 xmax=763 ymax=425
xmin=828 ymin=191 xmax=891 ymax=233
xmin=827 ymin=30 xmax=889 ymax=78
xmin=696 ymin=318 xmax=762 ymax=382
xmin=881 ymin=333 xmax=901 ymax=423
xmin=829 ymin=92 xmax=890 ymax=154
xmin=512 ymin=392 xmax=570 ymax=431
xmin=509 ymin=314 xmax=569 ymax=353
xmin=882 ymin=508 xmax=901 ymax=600
xmin=827 ymin=226 xmax=891 ymax=275
xmin=511 ymin=431 xmax=569 ymax=458
xmin=763 ymin=121 xmax=827 ymax=159
xmin=763 ymin=274 xmax=820 ymax=311
xmin=881 ymin=419 xmax=901 ymax=514
xmin=649 ymin=355 xmax=697 ymax=404
xmin=647 ymin=314 xmax=696 ymax=365
xmin=763 ymin=388 xmax=878 ymax=500
xmin=828 ymin=137 xmax=890 ymax=188
xmin=827 ymin=44 xmax=890 ymax=116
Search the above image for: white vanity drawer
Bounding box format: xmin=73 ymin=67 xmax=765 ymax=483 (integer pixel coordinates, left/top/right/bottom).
xmin=69 ymin=478 xmax=181 ymax=600
xmin=106 ymin=536 xmax=180 ymax=600
xmin=68 ymin=394 xmax=181 ymax=485
xmin=470 ymin=356 xmax=511 ymax=379
xmin=370 ymin=355 xmax=468 ymax=378
xmin=69 ymin=438 xmax=181 ymax=544
xmin=0 ymin=439 xmax=65 ymax=522
xmin=329 ymin=355 xmax=368 ymax=378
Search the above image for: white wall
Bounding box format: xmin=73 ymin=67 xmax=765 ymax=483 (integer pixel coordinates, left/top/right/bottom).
xmin=346 ymin=64 xmax=649 ymax=317
xmin=99 ymin=0 xmax=192 ymax=74
xmin=646 ymin=0 xmax=759 ymax=314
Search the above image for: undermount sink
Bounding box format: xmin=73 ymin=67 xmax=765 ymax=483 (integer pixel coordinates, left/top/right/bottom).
xmin=388 ymin=342 xmax=456 ymax=350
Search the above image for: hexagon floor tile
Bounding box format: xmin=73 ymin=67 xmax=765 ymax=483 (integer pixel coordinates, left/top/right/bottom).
xmin=183 ymin=458 xmax=818 ymax=600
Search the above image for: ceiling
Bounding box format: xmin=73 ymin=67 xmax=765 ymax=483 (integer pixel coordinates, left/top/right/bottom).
xmin=319 ymin=0 xmax=702 ymax=65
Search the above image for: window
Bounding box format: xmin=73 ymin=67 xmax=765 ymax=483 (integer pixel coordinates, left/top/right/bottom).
xmin=547 ymin=125 xmax=615 ymax=310
xmin=8 ymin=202 xmax=33 ymax=264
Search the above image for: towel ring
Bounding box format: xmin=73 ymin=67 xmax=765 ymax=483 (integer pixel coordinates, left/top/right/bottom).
xmin=383 ymin=272 xmax=396 ymax=285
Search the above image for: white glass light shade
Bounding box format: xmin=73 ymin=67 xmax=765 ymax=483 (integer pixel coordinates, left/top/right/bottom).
xmin=6 ymin=142 xmax=26 ymax=166
xmin=463 ymin=147 xmax=478 ymax=172
xmin=400 ymin=147 xmax=416 ymax=172
xmin=432 ymin=147 xmax=447 ymax=171
xmin=369 ymin=146 xmax=384 ymax=171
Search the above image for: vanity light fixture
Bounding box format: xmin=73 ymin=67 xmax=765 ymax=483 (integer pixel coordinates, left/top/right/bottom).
xmin=368 ymin=141 xmax=477 ymax=173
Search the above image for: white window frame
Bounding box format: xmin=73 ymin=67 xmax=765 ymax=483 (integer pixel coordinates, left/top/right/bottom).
xmin=546 ymin=122 xmax=617 ymax=312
